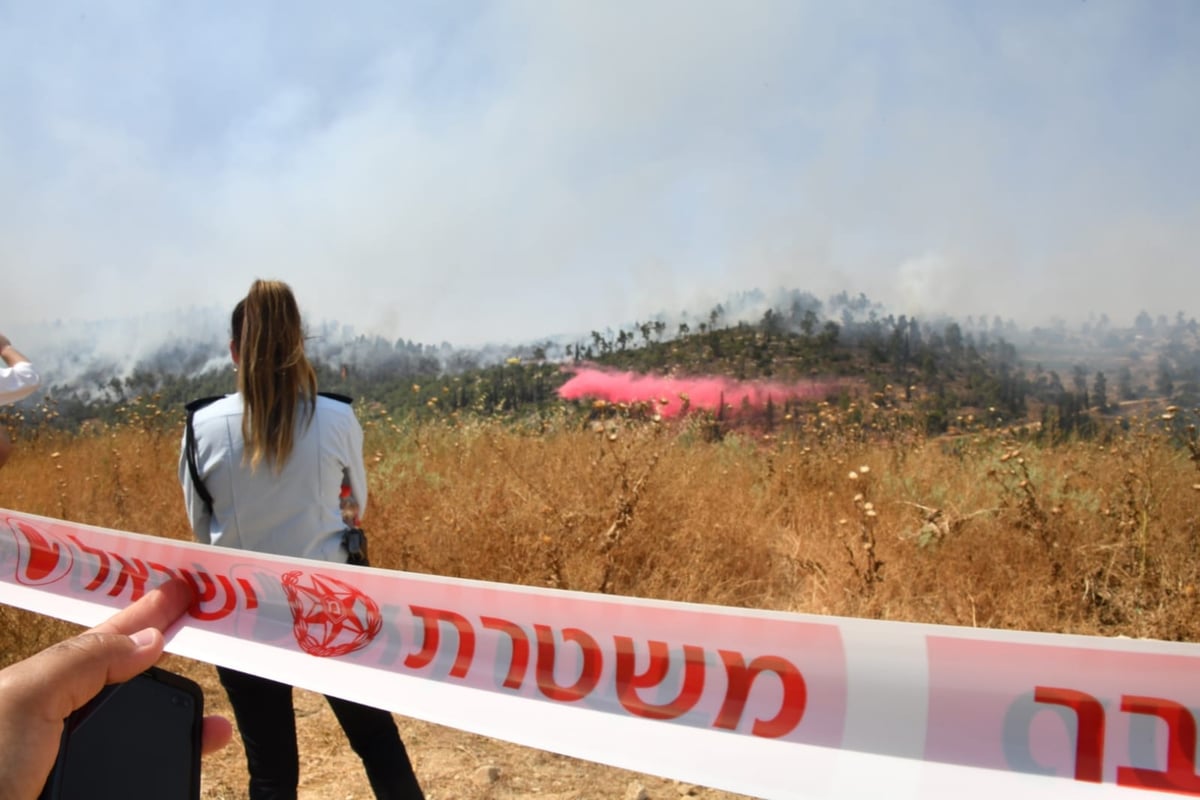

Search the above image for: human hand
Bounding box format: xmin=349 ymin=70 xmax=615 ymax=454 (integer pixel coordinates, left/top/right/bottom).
xmin=0 ymin=333 xmax=31 ymax=367
xmin=0 ymin=578 xmax=233 ymax=799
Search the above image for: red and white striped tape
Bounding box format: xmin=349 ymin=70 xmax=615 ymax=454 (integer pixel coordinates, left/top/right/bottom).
xmin=1 ymin=508 xmax=1194 ymax=799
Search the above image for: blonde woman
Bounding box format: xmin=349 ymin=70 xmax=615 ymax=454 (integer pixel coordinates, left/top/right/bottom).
xmin=179 ymin=280 xmax=423 ymax=799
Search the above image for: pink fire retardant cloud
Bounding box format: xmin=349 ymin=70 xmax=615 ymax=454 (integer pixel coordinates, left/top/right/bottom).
xmin=557 ymin=367 xmax=841 ymax=418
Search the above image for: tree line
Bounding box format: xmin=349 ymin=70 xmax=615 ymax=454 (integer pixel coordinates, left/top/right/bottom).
xmin=6 ymin=290 xmax=1197 ymax=441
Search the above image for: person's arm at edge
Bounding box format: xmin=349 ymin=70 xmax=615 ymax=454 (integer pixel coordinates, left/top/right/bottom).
xmin=0 ymin=333 xmax=41 ymax=406
xmin=0 ymin=338 xmax=33 ymax=368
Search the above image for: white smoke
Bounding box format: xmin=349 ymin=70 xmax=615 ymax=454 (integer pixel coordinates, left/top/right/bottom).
xmin=896 ymin=252 xmax=958 ymax=319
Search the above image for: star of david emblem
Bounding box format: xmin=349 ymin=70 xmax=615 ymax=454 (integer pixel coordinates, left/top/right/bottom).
xmin=281 ymin=570 xmax=382 ymax=657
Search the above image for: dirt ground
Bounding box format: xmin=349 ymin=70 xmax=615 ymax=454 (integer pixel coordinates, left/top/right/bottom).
xmin=172 ymin=655 xmax=753 ymax=800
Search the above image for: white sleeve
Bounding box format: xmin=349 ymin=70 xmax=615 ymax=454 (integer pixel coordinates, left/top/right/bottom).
xmin=0 ymin=362 xmax=41 ymax=405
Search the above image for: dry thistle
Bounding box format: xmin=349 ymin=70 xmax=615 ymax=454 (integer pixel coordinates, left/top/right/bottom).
xmin=843 ymin=462 xmax=883 ymax=592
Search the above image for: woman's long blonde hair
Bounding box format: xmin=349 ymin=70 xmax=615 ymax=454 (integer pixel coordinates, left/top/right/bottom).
xmin=233 ymin=280 xmax=318 ymax=471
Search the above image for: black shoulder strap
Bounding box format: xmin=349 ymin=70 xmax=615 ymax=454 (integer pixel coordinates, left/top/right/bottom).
xmin=319 ymin=391 xmax=354 ymax=405
xmin=185 ymin=395 xmax=224 ymax=518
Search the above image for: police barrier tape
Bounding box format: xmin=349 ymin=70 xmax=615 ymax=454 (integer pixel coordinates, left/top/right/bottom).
xmin=0 ymin=508 xmax=1196 ymax=799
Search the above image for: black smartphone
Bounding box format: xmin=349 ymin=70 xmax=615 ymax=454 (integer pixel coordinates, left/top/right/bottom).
xmin=39 ymin=666 xmax=203 ymax=800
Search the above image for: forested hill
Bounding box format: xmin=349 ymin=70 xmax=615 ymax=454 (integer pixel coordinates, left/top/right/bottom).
xmin=8 ymin=290 xmax=1200 ymax=438
xmin=564 ymin=306 xmax=1197 ymax=436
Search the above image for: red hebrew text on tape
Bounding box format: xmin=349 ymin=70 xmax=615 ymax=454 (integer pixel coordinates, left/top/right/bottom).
xmin=0 ymin=513 xmax=847 ymax=745
xmin=392 ymin=592 xmax=843 ymax=743
xmin=7 ymin=515 xmax=259 ymax=618
xmin=926 ymin=636 xmax=1200 ymax=794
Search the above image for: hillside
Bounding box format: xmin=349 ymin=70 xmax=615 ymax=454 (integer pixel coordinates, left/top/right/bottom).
xmin=5 ymin=290 xmax=1199 ymax=442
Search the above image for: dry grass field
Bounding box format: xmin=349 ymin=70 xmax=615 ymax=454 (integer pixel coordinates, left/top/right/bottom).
xmin=2 ymin=397 xmax=1199 ymax=798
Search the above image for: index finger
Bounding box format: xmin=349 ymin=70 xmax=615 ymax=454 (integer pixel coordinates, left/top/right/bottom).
xmin=88 ymin=578 xmax=194 ymax=638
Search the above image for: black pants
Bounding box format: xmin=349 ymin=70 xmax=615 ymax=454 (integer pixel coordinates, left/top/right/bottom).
xmin=217 ymin=666 xmax=424 ymax=800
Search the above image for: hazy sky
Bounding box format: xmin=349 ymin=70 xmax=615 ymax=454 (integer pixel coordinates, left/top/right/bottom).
xmin=2 ymin=1 xmax=1197 ymax=347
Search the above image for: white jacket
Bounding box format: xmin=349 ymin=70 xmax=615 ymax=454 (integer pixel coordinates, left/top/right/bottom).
xmin=179 ymin=393 xmax=368 ymax=563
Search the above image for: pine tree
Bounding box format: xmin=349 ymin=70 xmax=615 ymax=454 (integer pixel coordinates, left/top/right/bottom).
xmin=1092 ymin=371 xmax=1108 ymax=412
xmin=1117 ymin=366 xmax=1135 ymax=401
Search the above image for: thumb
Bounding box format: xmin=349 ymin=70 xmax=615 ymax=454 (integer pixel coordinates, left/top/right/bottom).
xmin=0 ymin=626 xmax=164 ymax=725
